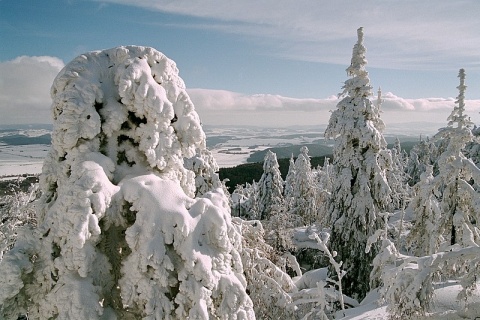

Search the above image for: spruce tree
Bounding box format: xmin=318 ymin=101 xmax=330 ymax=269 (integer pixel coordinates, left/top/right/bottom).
xmin=257 ymin=150 xmax=284 ymax=220
xmin=291 ymin=147 xmax=317 ymax=225
xmin=284 ymin=154 xmax=296 ymax=211
xmin=406 ymin=137 xmax=437 ymax=186
xmin=324 ymin=27 xmax=392 ymax=299
xmin=406 ymin=165 xmax=442 ymax=255
xmin=388 ymin=138 xmax=409 ymax=211
xmin=433 ymin=68 xmax=480 ymax=247
xmin=314 ymin=157 xmax=333 ymax=227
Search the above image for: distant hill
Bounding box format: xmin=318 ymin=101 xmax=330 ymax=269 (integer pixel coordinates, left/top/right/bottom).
xmin=0 ymin=134 xmax=51 ymax=145
xmin=220 ymin=155 xmax=331 ymax=192
xmin=246 ymin=143 xmax=332 ymax=163
xmin=0 ymin=124 xmax=52 ymax=132
xmin=246 ymin=139 xmax=417 ymax=164
xmin=220 ymin=139 xmax=418 ymax=192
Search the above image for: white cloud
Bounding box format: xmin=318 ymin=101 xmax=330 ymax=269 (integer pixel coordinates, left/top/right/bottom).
xmin=0 ymin=56 xmax=64 ymax=124
xmin=2 ymin=55 xmax=479 ymax=128
xmin=188 ymin=88 xmax=480 ymax=127
xmin=98 ymin=0 xmax=480 ymax=70
xmin=382 ymin=91 xmax=480 ymax=114
xmin=187 ymin=88 xmax=337 ymax=112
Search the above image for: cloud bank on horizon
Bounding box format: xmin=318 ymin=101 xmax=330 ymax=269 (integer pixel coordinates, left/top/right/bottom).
xmin=2 ymin=55 xmax=480 ymax=128
xmin=188 ymin=88 xmax=480 ymax=127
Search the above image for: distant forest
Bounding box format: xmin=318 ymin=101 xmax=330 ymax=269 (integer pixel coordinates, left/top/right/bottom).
xmin=220 ymin=155 xmax=329 ymax=192
xmin=220 ymin=141 xmax=416 ymax=192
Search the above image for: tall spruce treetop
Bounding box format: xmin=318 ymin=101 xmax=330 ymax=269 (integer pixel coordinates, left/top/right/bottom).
xmin=324 ymin=27 xmax=392 ymax=300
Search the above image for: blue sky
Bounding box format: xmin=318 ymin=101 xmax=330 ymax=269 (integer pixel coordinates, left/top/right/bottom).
xmin=1 ymin=0 xmax=480 ymax=127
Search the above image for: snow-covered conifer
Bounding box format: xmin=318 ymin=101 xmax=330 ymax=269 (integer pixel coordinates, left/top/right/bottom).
xmin=406 ymin=165 xmax=442 ymax=255
xmin=388 ymin=138 xmax=410 ymax=211
xmin=231 ymin=184 xmax=248 ymax=217
xmin=375 ymin=87 xmax=383 ymax=110
xmin=324 ymin=27 xmax=392 ymax=299
xmin=0 ymin=46 xmax=254 ymax=319
xmin=378 ymin=69 xmax=480 ymax=319
xmin=0 ymin=182 xmax=38 ymax=259
xmin=406 ymin=137 xmax=437 ymax=186
xmin=312 ymin=158 xmax=333 ymax=227
xmin=291 ymin=147 xmax=317 ymax=225
xmin=184 ymin=148 xmax=225 ymax=197
xmin=244 ymin=181 xmax=260 ymax=220
xmin=235 ymin=218 xmax=296 ymax=319
xmin=464 ymin=125 xmax=480 ymax=168
xmin=257 ymin=150 xmax=284 ymax=220
xmin=433 ymin=68 xmax=480 ymax=248
xmin=284 ymin=154 xmax=296 ymax=211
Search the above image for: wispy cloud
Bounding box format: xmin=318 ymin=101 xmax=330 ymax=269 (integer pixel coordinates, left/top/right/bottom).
xmin=96 ymin=0 xmax=480 ymax=70
xmin=0 ymin=56 xmax=64 ymax=124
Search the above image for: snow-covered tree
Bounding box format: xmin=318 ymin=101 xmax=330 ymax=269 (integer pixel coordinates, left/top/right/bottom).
xmin=387 ymin=138 xmax=410 ymax=211
xmin=433 ymin=68 xmax=480 ymax=248
xmin=291 ymin=146 xmax=317 ymax=225
xmin=235 ymin=218 xmax=297 ymax=319
xmin=312 ymin=158 xmax=333 ymax=227
xmin=0 ymin=46 xmax=254 ymax=320
xmin=406 ymin=137 xmax=437 ymax=186
xmin=184 ymin=148 xmax=225 ymax=197
xmin=324 ymin=27 xmax=392 ymax=299
xmin=0 ymin=181 xmax=38 ymax=259
xmin=231 ymin=184 xmax=248 ymax=217
xmin=406 ymin=165 xmax=443 ymax=256
xmin=379 ymin=69 xmax=480 ymax=319
xmin=284 ymin=154 xmax=296 ymax=211
xmin=235 ymin=181 xmax=260 ymax=221
xmin=378 ymin=241 xmax=480 ymax=319
xmin=464 ymin=125 xmax=480 ymax=167
xmin=257 ymin=150 xmax=284 ymax=221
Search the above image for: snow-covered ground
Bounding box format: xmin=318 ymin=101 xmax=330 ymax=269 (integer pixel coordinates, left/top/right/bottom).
xmin=0 ymin=143 xmax=47 ymax=177
xmin=0 ymin=123 xmax=437 ymax=175
xmin=333 ymin=281 xmax=480 ymax=319
xmin=0 ymin=126 xmax=329 ymax=175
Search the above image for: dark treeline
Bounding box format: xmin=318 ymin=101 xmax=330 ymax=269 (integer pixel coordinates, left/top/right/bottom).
xmin=219 ymin=155 xmax=330 ymax=192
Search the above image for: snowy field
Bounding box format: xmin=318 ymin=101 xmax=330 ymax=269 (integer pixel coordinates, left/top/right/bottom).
xmin=205 ymin=125 xmax=326 ymax=167
xmin=0 ymin=126 xmax=330 ymax=176
xmin=0 ymin=123 xmax=440 ymax=177
xmin=0 ymin=143 xmax=47 ymax=177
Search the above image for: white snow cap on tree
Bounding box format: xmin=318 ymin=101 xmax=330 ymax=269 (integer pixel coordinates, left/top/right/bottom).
xmin=342 ymin=27 xmax=373 ymax=100
xmin=0 ymin=46 xmax=254 ymax=320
